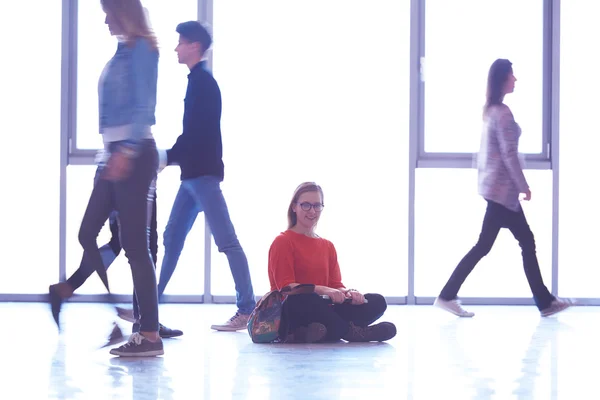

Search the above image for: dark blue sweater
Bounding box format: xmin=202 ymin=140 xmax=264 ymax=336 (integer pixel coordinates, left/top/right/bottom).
xmin=167 ymin=61 xmax=225 ymax=181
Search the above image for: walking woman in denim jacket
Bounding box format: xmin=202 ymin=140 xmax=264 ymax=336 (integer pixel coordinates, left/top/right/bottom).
xmin=434 ymin=59 xmax=573 ymax=319
xmin=77 ymin=0 xmax=163 ymax=357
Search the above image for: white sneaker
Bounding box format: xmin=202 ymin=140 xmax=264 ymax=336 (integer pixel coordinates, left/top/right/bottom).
xmin=210 ymin=312 xmax=250 ymax=331
xmin=434 ymin=297 xmax=475 ymax=318
xmin=541 ymin=298 xmax=575 ymax=317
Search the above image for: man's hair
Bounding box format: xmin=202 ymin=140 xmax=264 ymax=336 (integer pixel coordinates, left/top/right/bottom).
xmin=176 ymin=21 xmax=212 ymax=54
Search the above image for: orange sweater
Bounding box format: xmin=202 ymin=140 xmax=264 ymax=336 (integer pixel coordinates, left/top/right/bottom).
xmin=268 ymin=230 xmax=344 ymax=291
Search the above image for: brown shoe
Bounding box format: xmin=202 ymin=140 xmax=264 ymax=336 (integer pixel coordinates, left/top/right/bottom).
xmin=109 ymin=333 xmax=164 ymax=357
xmin=342 ymin=321 xmax=397 ymax=342
xmin=540 ymin=298 xmax=575 ymax=317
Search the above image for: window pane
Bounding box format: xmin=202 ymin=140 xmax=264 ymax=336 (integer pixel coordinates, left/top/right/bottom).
xmin=558 ymin=1 xmax=600 ymax=297
xmin=66 ymin=166 xmax=204 ymax=295
xmin=424 ymin=0 xmax=543 ymax=154
xmin=211 ymin=0 xmax=410 ymax=297
xmin=77 ymin=0 xmax=197 ymax=150
xmin=415 ymin=169 xmax=552 ymax=297
xmin=0 ymin=3 xmax=61 ymax=293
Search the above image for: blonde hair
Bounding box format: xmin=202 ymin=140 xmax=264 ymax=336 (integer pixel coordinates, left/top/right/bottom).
xmin=287 ymin=182 xmax=324 ymax=229
xmin=101 ymin=0 xmax=158 ymax=50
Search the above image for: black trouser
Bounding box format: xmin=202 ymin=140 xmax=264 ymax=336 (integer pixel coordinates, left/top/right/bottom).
xmin=66 ymin=185 xmax=158 ymax=320
xmin=78 ymin=140 xmax=159 ymax=332
xmin=280 ymin=293 xmax=387 ymax=341
xmin=439 ymin=199 xmax=555 ymax=310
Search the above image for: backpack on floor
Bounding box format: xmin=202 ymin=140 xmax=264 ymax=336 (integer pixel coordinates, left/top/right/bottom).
xmin=247 ymin=284 xmax=315 ymax=344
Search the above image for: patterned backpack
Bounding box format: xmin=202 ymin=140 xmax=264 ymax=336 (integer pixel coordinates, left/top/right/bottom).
xmin=247 ymin=284 xmax=315 ymax=343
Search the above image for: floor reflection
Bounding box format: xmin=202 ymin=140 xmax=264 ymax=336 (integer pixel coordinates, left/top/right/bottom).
xmin=0 ymin=303 xmax=596 ymax=399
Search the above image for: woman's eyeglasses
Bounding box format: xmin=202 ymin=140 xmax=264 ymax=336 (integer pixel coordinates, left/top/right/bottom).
xmin=298 ymin=202 xmax=324 ymax=212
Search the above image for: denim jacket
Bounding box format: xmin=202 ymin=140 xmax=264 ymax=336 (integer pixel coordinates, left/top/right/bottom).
xmin=98 ymin=37 xmax=158 ymax=155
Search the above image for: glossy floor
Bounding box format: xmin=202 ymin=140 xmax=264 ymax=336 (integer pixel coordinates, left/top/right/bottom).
xmin=1 ymin=302 xmax=596 ymax=399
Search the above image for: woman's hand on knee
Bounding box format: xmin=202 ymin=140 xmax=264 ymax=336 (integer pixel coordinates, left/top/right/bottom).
xmin=342 ymin=288 xmax=366 ymax=305
xmin=320 ymin=287 xmax=346 ymax=304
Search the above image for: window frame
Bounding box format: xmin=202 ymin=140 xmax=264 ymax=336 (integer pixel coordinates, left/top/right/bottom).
xmin=414 ymin=0 xmax=554 ymax=168
xmin=5 ymin=0 xmax=584 ymax=306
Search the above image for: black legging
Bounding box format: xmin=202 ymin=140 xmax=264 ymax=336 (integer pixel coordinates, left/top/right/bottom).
xmin=66 ymin=167 xmax=158 ymax=319
xmin=280 ymin=293 xmax=387 ymax=341
xmin=439 ymin=199 xmax=555 ymax=310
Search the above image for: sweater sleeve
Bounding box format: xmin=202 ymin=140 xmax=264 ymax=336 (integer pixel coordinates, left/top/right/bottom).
xmin=268 ymin=236 xmax=296 ymax=290
xmin=166 ymin=74 xmax=221 ymax=165
xmin=327 ymin=241 xmax=344 ymax=289
xmin=496 ymin=106 xmax=529 ymax=192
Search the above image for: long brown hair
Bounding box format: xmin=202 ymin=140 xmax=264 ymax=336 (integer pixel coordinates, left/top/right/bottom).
xmin=287 ymin=182 xmax=324 ymax=229
xmin=483 ymin=58 xmax=512 ymax=117
xmin=101 ymin=0 xmax=158 ymax=50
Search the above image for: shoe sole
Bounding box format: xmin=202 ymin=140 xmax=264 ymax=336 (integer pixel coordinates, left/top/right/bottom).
xmin=541 ymin=302 xmax=572 ymax=317
xmin=210 ymin=325 xmax=247 ymax=332
xmin=375 ymin=322 xmax=397 ymax=342
xmin=109 ymin=349 xmax=164 ymax=357
xmin=160 ymin=331 xmax=183 ymax=339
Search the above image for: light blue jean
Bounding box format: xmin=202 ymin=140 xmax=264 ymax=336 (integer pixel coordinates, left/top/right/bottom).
xmin=157 ymin=176 xmax=255 ymax=314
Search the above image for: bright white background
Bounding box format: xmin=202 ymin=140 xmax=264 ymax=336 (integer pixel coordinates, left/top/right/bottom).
xmin=0 ymin=2 xmax=61 ymax=293
xmin=558 ymin=1 xmax=600 ymax=298
xmin=424 ymin=0 xmax=543 ymax=154
xmin=8 ymin=1 xmax=590 ymax=301
xmin=210 ymin=0 xmax=410 ymax=296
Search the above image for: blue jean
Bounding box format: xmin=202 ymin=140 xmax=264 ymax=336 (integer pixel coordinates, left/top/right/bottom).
xmin=158 ymin=176 xmax=255 ymax=314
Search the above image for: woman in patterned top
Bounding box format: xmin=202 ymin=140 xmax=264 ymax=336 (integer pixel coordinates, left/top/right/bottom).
xmin=434 ymin=59 xmax=572 ymax=318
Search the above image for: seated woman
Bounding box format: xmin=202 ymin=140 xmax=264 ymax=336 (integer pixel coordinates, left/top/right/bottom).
xmin=268 ymin=182 xmax=397 ymax=343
